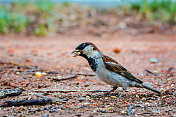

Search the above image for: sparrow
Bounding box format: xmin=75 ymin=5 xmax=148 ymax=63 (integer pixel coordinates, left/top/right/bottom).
xmin=72 ymin=42 xmax=161 ymax=99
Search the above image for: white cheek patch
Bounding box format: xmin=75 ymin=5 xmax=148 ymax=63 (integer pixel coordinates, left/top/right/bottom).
xmin=82 ymin=45 xmax=94 ymax=56
xmin=82 ymin=45 xmax=100 ymax=58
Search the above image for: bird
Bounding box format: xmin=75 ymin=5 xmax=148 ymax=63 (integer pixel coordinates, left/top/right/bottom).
xmin=71 ymin=42 xmax=161 ymax=99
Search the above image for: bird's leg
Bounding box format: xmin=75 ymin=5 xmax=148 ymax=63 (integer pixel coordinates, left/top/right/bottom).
xmin=116 ymin=87 xmax=126 ymax=101
xmin=94 ymin=86 xmax=117 ymax=97
xmin=104 ymin=86 xmax=117 ymax=96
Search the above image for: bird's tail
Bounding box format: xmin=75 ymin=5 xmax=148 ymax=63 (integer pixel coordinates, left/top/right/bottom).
xmin=142 ymin=83 xmax=161 ymax=94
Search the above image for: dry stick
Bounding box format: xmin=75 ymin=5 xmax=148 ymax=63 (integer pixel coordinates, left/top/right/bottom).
xmin=145 ymin=69 xmax=158 ymax=76
xmin=34 ymin=93 xmax=66 ymax=103
xmin=62 ymin=72 xmax=96 ymax=76
xmin=52 ymin=73 xmax=96 ymax=81
xmin=52 ymin=75 xmax=77 ymax=81
xmin=0 ymin=99 xmax=52 ymax=107
xmin=47 ymin=71 xmax=60 ymax=74
xmin=74 ymin=73 xmax=96 ymax=76
xmin=33 ymin=89 xmax=108 ymax=93
xmin=48 ymin=71 xmax=95 ymax=76
xmin=0 ymin=89 xmax=23 ymax=99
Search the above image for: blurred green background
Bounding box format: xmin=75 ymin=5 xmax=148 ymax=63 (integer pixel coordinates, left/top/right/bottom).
xmin=0 ymin=0 xmax=176 ymax=36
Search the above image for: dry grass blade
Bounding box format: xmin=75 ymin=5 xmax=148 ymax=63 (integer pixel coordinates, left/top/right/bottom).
xmin=0 ymin=99 xmax=52 ymax=107
xmin=74 ymin=73 xmax=96 ymax=76
xmin=33 ymin=89 xmax=108 ymax=93
xmin=0 ymin=89 xmax=23 ymax=99
xmin=145 ymin=69 xmax=158 ymax=76
xmin=34 ymin=93 xmax=66 ymax=103
xmin=52 ymin=75 xmax=77 ymax=81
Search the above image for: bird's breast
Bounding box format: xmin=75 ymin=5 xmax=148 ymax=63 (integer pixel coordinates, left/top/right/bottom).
xmin=95 ymin=61 xmax=131 ymax=87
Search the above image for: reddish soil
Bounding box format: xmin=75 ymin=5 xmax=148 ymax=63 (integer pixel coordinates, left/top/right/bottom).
xmin=0 ymin=33 xmax=175 ymax=116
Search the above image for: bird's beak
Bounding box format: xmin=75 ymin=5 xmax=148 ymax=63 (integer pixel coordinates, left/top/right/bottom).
xmin=71 ymin=49 xmax=81 ymax=57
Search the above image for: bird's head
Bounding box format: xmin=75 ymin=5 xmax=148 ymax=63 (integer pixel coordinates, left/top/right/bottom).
xmin=72 ymin=42 xmax=101 ymax=58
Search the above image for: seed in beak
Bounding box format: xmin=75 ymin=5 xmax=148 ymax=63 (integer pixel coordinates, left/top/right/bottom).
xmin=73 ymin=51 xmax=78 ymax=54
xmin=72 ymin=50 xmax=81 ymax=57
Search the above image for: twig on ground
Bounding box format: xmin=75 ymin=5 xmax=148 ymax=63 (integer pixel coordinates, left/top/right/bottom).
xmin=0 ymin=99 xmax=52 ymax=107
xmin=145 ymin=69 xmax=158 ymax=76
xmin=47 ymin=71 xmax=60 ymax=74
xmin=48 ymin=71 xmax=95 ymax=76
xmin=52 ymin=72 xmax=95 ymax=81
xmin=33 ymin=89 xmax=108 ymax=93
xmin=0 ymin=89 xmax=23 ymax=99
xmin=34 ymin=93 xmax=66 ymax=103
xmin=74 ymin=73 xmax=96 ymax=76
xmin=52 ymin=75 xmax=77 ymax=81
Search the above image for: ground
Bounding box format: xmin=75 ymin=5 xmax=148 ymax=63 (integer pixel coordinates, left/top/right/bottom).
xmin=0 ymin=33 xmax=175 ymax=116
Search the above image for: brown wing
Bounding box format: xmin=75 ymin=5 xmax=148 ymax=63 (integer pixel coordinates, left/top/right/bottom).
xmin=102 ymin=55 xmax=143 ymax=84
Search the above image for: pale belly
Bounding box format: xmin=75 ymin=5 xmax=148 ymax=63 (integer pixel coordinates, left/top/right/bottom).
xmin=95 ymin=66 xmax=135 ymax=88
xmin=93 ymin=57 xmax=137 ymax=88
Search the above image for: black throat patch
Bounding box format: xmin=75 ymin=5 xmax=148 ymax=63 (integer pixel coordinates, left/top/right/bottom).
xmin=81 ymin=54 xmax=98 ymax=71
xmin=87 ymin=57 xmax=98 ymax=71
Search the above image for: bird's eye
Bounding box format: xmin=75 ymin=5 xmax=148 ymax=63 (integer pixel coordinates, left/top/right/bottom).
xmin=81 ymin=44 xmax=85 ymax=49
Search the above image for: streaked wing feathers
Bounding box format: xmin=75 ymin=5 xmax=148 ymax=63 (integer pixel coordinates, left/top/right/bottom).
xmin=102 ymin=55 xmax=143 ymax=84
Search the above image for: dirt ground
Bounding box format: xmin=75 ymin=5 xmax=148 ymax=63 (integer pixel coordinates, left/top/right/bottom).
xmin=0 ymin=33 xmax=176 ymax=117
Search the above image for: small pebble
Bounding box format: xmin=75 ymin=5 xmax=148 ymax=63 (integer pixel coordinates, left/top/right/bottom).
xmin=142 ymin=97 xmax=146 ymax=101
xmin=110 ymin=96 xmax=117 ymax=98
xmin=98 ymin=109 xmax=107 ymax=113
xmin=86 ymin=96 xmax=90 ymax=99
xmin=17 ymin=66 xmax=22 ymax=69
xmin=150 ymin=58 xmax=159 ymax=63
xmin=113 ymin=48 xmax=121 ymax=54
xmin=68 ymin=99 xmax=75 ymax=103
xmin=121 ymin=110 xmax=126 ymax=114
xmin=136 ymin=95 xmax=139 ymax=98
xmin=84 ymin=102 xmax=90 ymax=105
xmin=97 ymin=107 xmax=114 ymax=113
xmin=16 ymin=72 xmax=20 ymax=74
xmin=162 ymin=96 xmax=166 ymax=98
xmin=154 ymin=70 xmax=159 ymax=73
xmin=23 ymin=77 xmax=28 ymax=79
xmin=171 ymin=84 xmax=174 ymax=88
xmin=78 ymin=98 xmax=86 ymax=102
xmin=167 ymin=78 xmax=172 ymax=81
xmin=36 ymin=72 xmax=42 ymax=77
xmin=42 ymin=72 xmax=47 ymax=75
xmin=155 ymin=111 xmax=160 ymax=114
xmin=49 ymin=108 xmax=59 ymax=113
